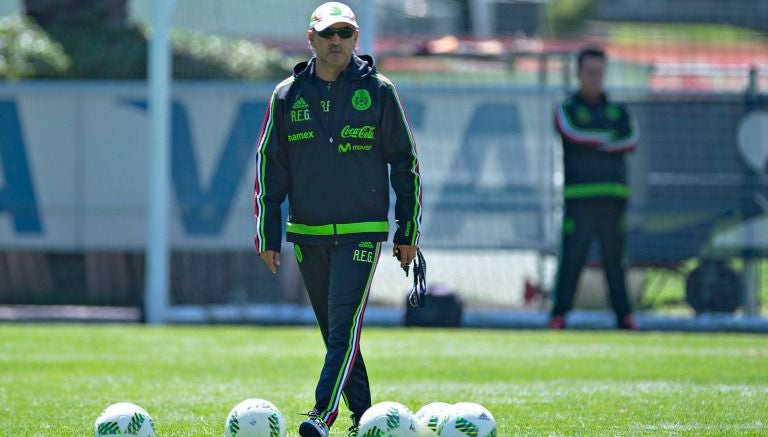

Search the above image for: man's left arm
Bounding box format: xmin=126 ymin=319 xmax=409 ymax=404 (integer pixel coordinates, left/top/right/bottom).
xmin=379 ymin=80 xmax=422 ymax=264
xmin=601 ymin=104 xmax=639 ymax=154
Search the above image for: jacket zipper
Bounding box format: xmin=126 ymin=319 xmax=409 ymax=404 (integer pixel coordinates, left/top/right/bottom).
xmin=329 ymin=81 xmax=341 ymax=243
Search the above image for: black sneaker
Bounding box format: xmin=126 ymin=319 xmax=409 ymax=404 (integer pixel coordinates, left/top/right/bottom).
xmin=347 ymin=414 xmax=360 ymax=437
xmin=299 ymin=410 xmax=328 ymax=437
xmin=347 ymin=423 xmax=359 ymax=437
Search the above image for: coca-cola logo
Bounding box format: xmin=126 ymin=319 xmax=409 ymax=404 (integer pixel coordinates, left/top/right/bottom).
xmin=341 ymin=124 xmax=375 ymax=139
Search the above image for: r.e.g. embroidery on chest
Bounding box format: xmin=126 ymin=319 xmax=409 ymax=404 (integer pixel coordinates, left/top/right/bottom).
xmin=290 ymin=96 xmax=311 ymax=123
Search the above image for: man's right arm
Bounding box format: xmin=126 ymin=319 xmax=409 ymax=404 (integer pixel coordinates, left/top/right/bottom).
xmin=254 ymin=90 xmax=289 ymax=259
xmin=259 ymin=250 xmax=281 ymax=274
xmin=378 ymin=76 xmax=422 ymax=248
xmin=554 ymin=102 xmax=609 ymax=148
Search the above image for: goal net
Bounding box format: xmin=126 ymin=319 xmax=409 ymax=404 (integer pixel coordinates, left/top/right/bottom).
xmin=1 ymin=0 xmax=767 ymax=323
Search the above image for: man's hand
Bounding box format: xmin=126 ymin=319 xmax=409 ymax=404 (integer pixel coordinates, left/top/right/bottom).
xmin=393 ymin=244 xmax=417 ymax=269
xmin=259 ymin=250 xmax=281 ymax=274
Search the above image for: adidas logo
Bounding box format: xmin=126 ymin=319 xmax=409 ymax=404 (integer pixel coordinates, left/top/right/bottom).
xmin=292 ymin=97 xmax=308 ymax=109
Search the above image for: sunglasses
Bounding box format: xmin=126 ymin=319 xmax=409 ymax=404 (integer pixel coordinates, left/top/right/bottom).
xmin=316 ymin=27 xmax=356 ymax=39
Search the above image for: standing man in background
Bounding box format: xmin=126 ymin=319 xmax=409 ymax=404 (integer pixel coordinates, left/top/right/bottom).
xmin=253 ymin=2 xmax=422 ymax=436
xmin=550 ymin=46 xmax=639 ymax=330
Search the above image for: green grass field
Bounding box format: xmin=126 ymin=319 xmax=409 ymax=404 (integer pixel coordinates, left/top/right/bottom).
xmin=1 ymin=325 xmax=767 ymax=436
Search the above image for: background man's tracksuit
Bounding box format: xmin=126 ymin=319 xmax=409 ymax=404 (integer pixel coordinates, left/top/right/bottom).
xmin=254 ymin=54 xmax=421 ymax=425
xmin=551 ymin=92 xmax=639 ymax=323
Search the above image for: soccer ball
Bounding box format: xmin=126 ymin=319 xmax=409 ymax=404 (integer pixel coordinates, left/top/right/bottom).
xmin=94 ymin=402 xmax=155 ymax=437
xmin=358 ymin=401 xmax=420 ymax=437
xmin=224 ymin=398 xmax=286 ymax=437
xmin=414 ymin=402 xmax=451 ymax=436
xmin=438 ymin=402 xmax=496 ymax=437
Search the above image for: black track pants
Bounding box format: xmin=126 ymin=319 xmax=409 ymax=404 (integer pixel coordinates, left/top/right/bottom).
xmin=550 ymin=199 xmax=632 ymax=320
xmin=294 ymin=241 xmax=381 ymax=426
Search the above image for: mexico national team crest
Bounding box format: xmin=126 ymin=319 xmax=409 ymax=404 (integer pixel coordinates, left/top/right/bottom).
xmin=352 ymin=89 xmax=371 ymax=111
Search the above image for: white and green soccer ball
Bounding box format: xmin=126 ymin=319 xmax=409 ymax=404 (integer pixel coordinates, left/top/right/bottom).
xmin=94 ymin=402 xmax=155 ymax=437
xmin=414 ymin=402 xmax=451 ymax=437
xmin=224 ymin=398 xmax=286 ymax=437
xmin=437 ymin=402 xmax=496 ymax=437
xmin=358 ymin=401 xmax=420 ymax=437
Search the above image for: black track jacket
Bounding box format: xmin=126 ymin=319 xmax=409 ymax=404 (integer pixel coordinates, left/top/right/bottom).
xmin=554 ymin=92 xmax=639 ymax=200
xmin=254 ymin=54 xmax=422 ymax=252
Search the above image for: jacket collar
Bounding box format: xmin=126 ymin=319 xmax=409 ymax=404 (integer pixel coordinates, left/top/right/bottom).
xmin=293 ymin=54 xmax=376 ymax=82
xmin=572 ymin=90 xmax=608 ymax=106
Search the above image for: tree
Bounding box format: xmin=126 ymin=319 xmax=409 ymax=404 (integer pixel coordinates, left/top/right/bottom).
xmin=23 ymin=0 xmax=147 ymax=78
xmin=16 ymin=0 xmax=293 ymax=80
xmin=24 ymin=0 xmax=128 ymax=29
xmin=547 ymin=0 xmax=598 ymax=38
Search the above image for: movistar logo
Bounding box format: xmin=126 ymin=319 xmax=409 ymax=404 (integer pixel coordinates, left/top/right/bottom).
xmin=330 ymin=6 xmax=342 ymax=15
xmin=292 ymin=97 xmax=308 ymax=109
xmin=338 ymin=142 xmax=373 ymax=153
xmin=288 ymin=130 xmax=315 ymax=142
xmin=341 ymin=124 xmax=375 ymax=139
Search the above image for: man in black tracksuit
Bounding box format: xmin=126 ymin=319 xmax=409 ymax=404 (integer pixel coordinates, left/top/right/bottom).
xmin=550 ymin=46 xmax=639 ymax=330
xmin=253 ymin=3 xmax=421 ymax=437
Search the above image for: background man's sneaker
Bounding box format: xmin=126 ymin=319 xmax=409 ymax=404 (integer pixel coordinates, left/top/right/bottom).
xmin=299 ymin=410 xmax=328 ymax=437
xmin=548 ymin=315 xmax=566 ymax=330
xmin=618 ymin=314 xmax=638 ymax=330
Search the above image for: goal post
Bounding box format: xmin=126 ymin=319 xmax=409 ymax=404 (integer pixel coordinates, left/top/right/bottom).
xmin=145 ymin=0 xmax=176 ymax=324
